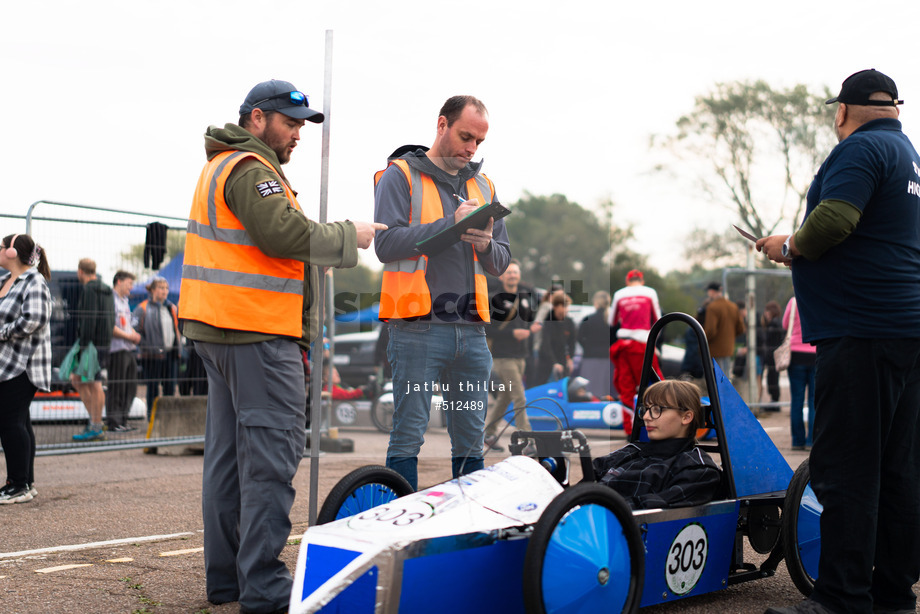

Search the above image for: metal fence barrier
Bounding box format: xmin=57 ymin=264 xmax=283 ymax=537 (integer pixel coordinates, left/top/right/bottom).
xmin=5 ymin=202 xmax=801 ymax=453
xmin=5 ymin=201 xmax=211 ymax=455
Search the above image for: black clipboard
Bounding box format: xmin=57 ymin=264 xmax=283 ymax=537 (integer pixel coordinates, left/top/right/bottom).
xmin=414 ymin=201 xmax=511 ymax=256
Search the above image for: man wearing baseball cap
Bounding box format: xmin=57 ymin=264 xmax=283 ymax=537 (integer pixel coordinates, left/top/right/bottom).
xmin=758 ymin=69 xmax=920 ymax=614
xmin=179 ymin=79 xmax=384 ymax=613
xmin=824 ymin=68 xmax=904 ymax=107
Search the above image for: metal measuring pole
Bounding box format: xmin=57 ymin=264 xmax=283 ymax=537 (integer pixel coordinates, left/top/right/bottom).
xmin=308 ymin=29 xmax=334 ymax=526
xmin=745 ymin=245 xmax=758 ymax=408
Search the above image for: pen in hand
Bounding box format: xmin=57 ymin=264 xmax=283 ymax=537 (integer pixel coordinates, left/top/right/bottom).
xmin=452 ymin=194 xmax=465 ymax=204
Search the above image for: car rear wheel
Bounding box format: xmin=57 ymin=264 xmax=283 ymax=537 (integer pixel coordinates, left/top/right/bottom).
xmin=317 ymin=465 xmax=413 ymax=525
xmin=370 ymin=393 xmax=395 ymax=434
xmin=783 ymin=458 xmax=821 ymax=596
xmin=523 ymin=483 xmax=644 ymax=613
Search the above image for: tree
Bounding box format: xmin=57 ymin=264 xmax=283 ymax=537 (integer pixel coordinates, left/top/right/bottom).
xmin=499 ymin=193 xmax=709 ymax=342
xmin=656 ymin=80 xmax=837 ymax=239
xmin=600 ymin=198 xmax=647 ymax=290
xmin=331 ymin=263 xmax=382 ymax=313
xmin=504 ymin=192 xmax=614 ymax=302
xmin=681 ymin=227 xmax=752 ymax=271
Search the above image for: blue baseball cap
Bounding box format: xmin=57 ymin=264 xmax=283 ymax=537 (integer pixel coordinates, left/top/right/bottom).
xmin=240 ymin=79 xmax=324 ymax=123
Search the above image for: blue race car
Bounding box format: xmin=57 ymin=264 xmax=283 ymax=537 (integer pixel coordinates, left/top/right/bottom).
xmin=512 ymin=376 xmax=634 ymax=432
xmin=290 ymin=313 xmax=821 ymax=614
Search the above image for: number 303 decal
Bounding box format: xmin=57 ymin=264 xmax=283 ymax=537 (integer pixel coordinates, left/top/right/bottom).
xmin=348 ymin=500 xmax=434 ymax=532
xmin=665 ymin=523 xmax=708 ymax=595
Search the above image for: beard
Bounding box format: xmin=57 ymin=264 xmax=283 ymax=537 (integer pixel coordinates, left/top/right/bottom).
xmin=274 ymin=147 xmax=291 ymax=165
xmin=262 ymin=122 xmax=294 ymax=164
xmin=270 ymin=139 xmax=292 ymax=164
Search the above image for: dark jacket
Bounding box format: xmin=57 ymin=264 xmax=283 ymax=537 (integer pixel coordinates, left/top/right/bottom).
xmin=592 ymin=437 xmax=721 ymax=509
xmin=486 ymin=285 xmax=537 ymax=359
xmin=757 ymin=314 xmax=785 ymax=365
xmin=536 ymin=311 xmax=576 ymax=383
xmin=76 ymin=278 xmax=114 ymax=350
xmin=680 ymin=326 xmax=705 ymax=379
xmin=133 ymin=299 xmax=181 ymax=358
xmin=577 ymin=309 xmax=614 ymax=359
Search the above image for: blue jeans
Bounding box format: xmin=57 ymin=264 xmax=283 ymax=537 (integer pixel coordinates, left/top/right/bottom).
xmin=715 ymin=356 xmax=733 ymax=379
xmin=787 ymin=361 xmax=816 ymax=447
xmin=386 ymin=322 xmax=492 ymax=490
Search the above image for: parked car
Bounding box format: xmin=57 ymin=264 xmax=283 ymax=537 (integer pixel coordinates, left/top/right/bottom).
xmin=329 ymin=313 xmax=687 ymax=390
xmin=329 ymin=329 xmax=382 ymax=388
xmin=658 ymin=342 xmax=686 ymax=378
xmin=329 ymin=304 xmax=601 ymax=389
xmin=47 ymin=270 xmax=81 ymax=391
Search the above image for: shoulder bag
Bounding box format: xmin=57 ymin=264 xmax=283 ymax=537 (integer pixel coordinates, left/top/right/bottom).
xmin=773 ymin=299 xmax=796 ymax=372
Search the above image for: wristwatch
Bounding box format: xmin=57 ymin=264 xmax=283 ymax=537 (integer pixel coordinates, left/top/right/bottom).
xmin=781 ymin=235 xmax=793 ymax=259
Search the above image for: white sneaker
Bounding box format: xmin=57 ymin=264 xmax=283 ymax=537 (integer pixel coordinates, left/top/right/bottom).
xmin=0 ymin=483 xmax=34 ymax=504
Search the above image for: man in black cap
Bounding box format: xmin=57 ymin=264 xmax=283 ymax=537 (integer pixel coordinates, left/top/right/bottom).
xmin=179 ymin=79 xmax=384 ymax=614
xmin=758 ymin=70 xmax=920 ymax=614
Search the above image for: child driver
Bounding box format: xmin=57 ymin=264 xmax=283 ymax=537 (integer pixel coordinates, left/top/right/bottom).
xmin=592 ymin=379 xmax=721 ymax=509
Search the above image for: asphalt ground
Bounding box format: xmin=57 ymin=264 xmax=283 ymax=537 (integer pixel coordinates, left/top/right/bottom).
xmin=0 ymin=409 xmax=917 ymax=614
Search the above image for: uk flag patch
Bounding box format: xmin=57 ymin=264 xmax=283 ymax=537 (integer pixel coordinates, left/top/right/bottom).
xmin=256 ymin=180 xmax=284 ymax=198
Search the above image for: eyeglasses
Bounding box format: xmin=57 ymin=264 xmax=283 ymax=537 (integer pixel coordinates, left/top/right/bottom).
xmin=639 ymin=404 xmax=683 ymax=420
xmin=251 ymin=91 xmax=310 ymax=109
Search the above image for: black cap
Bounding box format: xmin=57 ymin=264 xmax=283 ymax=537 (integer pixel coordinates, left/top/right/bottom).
xmin=705 ymin=282 xmax=721 ymax=292
xmin=240 ymin=79 xmax=324 ymax=123
xmin=826 ymin=69 xmax=903 ymax=107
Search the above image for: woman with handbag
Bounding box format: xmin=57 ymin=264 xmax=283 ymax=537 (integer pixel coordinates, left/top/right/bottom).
xmin=781 ymin=296 xmax=815 ymax=450
xmin=0 ymin=233 xmax=51 ymax=504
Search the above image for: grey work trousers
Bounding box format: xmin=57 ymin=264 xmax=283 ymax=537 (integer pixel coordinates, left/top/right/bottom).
xmin=195 ymin=339 xmax=306 ymax=613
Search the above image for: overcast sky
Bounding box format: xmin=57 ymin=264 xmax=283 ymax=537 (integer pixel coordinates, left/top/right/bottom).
xmin=3 ymin=0 xmax=920 ymax=275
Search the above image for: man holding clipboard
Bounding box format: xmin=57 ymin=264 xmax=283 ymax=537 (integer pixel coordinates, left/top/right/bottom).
xmin=374 ymin=95 xmax=511 ymax=490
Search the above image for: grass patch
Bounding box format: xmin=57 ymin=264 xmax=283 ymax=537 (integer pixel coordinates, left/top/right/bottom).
xmin=120 ymin=576 xmax=143 ymax=590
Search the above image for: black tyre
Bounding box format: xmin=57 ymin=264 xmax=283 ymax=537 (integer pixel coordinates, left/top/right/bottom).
xmin=783 ymin=458 xmax=822 ymax=596
xmin=317 ymin=465 xmax=414 ymax=525
xmin=523 ymin=483 xmax=645 ymax=614
xmin=370 ymin=394 xmax=395 ymax=434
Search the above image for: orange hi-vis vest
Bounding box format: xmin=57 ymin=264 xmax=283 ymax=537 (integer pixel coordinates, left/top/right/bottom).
xmin=179 ymin=150 xmax=305 ymax=337
xmin=376 ymin=159 xmax=494 ymax=322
